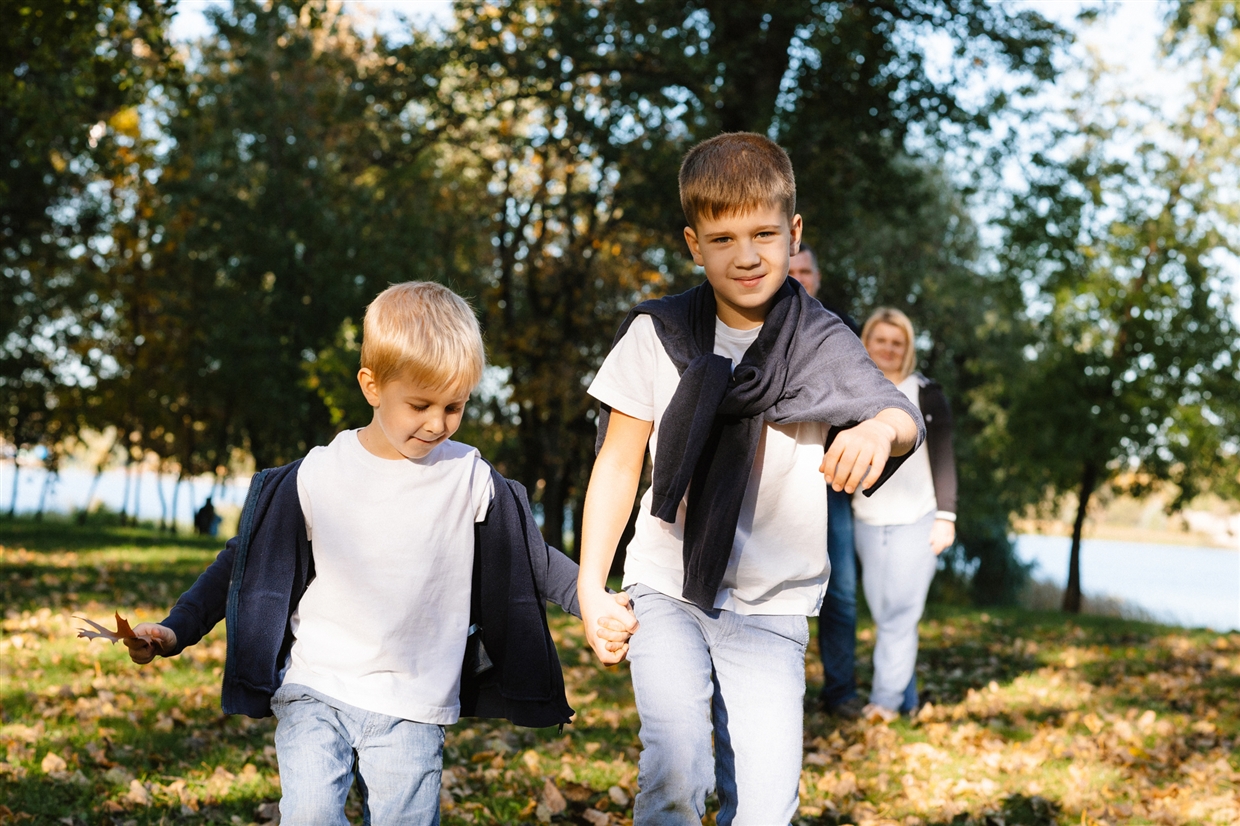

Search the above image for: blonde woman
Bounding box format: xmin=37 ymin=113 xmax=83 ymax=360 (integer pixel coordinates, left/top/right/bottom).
xmin=853 ymin=308 xmax=958 ymax=723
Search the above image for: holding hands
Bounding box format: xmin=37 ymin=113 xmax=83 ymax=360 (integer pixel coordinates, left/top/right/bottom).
xmin=580 ymin=589 xmax=640 ymax=665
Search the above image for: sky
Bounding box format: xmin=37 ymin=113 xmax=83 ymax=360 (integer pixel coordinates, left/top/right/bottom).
xmin=169 ymin=0 xmax=453 ymax=41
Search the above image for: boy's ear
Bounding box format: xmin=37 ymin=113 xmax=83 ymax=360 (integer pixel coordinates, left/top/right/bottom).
xmin=357 ymin=367 xmax=382 ymax=408
xmin=789 ymin=214 xmax=803 ymax=255
xmin=683 ymin=226 xmax=705 ymax=266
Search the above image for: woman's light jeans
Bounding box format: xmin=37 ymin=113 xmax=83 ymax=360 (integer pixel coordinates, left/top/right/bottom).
xmin=854 ymin=510 xmax=937 ymax=711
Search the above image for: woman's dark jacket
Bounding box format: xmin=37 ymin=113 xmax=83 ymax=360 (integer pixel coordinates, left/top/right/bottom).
xmin=914 ymin=373 xmax=957 ymax=517
xmin=159 ymin=459 xmax=580 ymax=729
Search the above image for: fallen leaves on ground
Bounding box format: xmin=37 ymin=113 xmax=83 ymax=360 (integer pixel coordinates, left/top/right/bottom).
xmin=2 ymin=522 xmax=1237 ymax=825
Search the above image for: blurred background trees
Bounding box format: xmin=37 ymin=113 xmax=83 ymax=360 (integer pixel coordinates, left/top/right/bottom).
xmin=3 ymin=0 xmax=1237 ymax=605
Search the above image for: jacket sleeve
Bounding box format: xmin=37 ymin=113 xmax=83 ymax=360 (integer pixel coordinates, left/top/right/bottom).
xmin=530 ymin=538 xmax=582 ymax=618
xmin=921 ymin=381 xmax=958 ymax=518
xmin=160 ymin=537 xmax=236 ymax=656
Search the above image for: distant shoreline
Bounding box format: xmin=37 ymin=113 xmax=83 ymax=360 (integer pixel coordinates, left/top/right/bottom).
xmin=1015 ymin=521 xmax=1238 ymax=551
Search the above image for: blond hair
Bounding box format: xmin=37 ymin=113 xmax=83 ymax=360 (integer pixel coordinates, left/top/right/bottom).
xmin=361 ymin=281 xmax=485 ymax=392
xmin=679 ymin=132 xmax=796 ymax=229
xmin=861 ymin=307 xmax=917 ymax=381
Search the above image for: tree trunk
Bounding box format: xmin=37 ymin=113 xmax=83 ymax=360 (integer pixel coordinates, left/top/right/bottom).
xmin=1062 ymin=461 xmax=1098 ymax=613
xmin=155 ymin=465 xmax=169 ymax=532
xmin=6 ymin=457 xmax=18 ymax=518
xmin=79 ymin=465 xmax=105 ymax=524
xmin=169 ymin=471 xmax=183 ymax=537
xmin=131 ymin=466 xmax=144 ymax=527
xmin=541 ymin=469 xmax=567 ymax=551
xmin=35 ymin=468 xmax=55 ymax=521
xmin=119 ymin=459 xmax=133 ymax=526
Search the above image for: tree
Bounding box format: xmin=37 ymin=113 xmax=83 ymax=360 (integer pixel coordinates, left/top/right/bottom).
xmin=997 ymin=2 xmax=1240 ymax=612
xmin=1 ymin=0 xmax=174 ymax=504
xmin=429 ymin=0 xmax=1068 ymax=559
xmin=129 ymin=0 xmax=472 ymax=469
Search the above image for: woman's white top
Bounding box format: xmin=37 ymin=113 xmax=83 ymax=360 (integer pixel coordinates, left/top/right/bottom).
xmin=283 ymin=429 xmax=493 ymax=724
xmin=851 ymin=374 xmax=937 ymax=526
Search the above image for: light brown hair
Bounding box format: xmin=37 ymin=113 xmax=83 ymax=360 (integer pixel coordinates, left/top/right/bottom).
xmin=361 ymin=281 xmax=485 ymax=392
xmin=861 ymin=307 xmax=917 ymax=381
xmin=679 ymin=132 xmax=796 ymax=229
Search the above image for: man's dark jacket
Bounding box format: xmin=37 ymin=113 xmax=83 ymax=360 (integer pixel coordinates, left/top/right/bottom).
xmin=160 ymin=459 xmax=580 ymax=728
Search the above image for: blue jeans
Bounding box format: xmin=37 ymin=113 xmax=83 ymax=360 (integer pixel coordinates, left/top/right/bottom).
xmin=854 ymin=512 xmax=937 ymax=712
xmin=271 ymin=684 xmax=444 ymax=826
xmin=626 ymin=584 xmax=808 ymax=826
xmin=816 ymin=488 xmax=858 ymax=709
xmin=817 ymin=491 xmax=920 ymax=714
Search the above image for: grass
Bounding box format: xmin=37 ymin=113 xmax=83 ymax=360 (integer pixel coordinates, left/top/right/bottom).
xmin=1 ymin=517 xmax=1238 ymax=825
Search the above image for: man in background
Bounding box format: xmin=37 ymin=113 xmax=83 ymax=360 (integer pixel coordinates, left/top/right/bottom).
xmin=789 ymin=244 xmax=865 ymax=719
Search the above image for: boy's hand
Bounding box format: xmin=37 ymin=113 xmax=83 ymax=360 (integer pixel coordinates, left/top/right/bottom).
xmin=580 ymin=589 xmax=639 ymax=666
xmin=821 ymin=408 xmax=919 ymax=494
xmin=124 ymin=623 xmax=176 ymax=665
xmin=929 ymin=519 xmax=956 ymax=555
xmin=820 ymin=418 xmax=896 ymax=494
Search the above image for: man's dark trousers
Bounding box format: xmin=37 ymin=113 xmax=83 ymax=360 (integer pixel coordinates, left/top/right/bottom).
xmin=817 ymin=488 xmax=859 ymax=710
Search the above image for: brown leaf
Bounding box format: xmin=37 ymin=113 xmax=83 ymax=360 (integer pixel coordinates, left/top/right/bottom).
xmin=541 ymin=778 xmax=567 ymax=814
xmin=39 ymin=752 xmax=66 ymax=773
xmin=74 ymin=612 xmax=138 ymax=644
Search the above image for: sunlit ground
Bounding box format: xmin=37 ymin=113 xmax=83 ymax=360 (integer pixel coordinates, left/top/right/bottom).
xmin=2 ymin=519 xmax=1237 ymax=825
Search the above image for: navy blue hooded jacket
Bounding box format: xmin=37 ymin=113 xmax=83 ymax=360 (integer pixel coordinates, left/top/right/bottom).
xmin=160 ymin=459 xmax=580 ymax=728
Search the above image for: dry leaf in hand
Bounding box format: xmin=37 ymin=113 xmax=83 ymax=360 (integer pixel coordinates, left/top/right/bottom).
xmin=75 ymin=612 xmax=139 ymax=644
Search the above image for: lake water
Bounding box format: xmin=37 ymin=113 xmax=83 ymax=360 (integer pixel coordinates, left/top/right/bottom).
xmin=4 ymin=464 xmax=1237 ymax=632
xmin=1 ymin=463 xmax=251 ymax=529
xmin=1015 ymin=534 xmax=1240 ymax=632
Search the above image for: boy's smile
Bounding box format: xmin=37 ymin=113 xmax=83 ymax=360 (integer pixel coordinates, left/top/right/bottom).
xmin=356 ymin=370 xmax=470 ymax=460
xmin=683 ymin=204 xmax=803 ymax=329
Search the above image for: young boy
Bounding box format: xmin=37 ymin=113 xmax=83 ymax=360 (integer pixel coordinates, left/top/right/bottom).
xmin=577 ymin=133 xmax=925 ymax=825
xmin=126 ymin=282 xmax=632 ymax=825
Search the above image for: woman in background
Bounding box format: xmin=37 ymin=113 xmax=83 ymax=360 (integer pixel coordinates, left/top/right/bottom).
xmin=852 ymin=308 xmax=958 ymax=723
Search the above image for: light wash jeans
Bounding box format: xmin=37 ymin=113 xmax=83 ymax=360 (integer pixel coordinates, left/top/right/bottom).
xmin=625 ymin=584 xmax=808 ymax=826
xmin=271 ymin=683 xmax=444 ymax=826
xmin=854 ymin=511 xmax=937 ymax=711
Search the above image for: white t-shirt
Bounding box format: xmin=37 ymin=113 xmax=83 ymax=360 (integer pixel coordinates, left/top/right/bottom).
xmin=588 ymin=314 xmax=831 ymax=616
xmin=851 ymin=375 xmax=936 ymax=526
xmin=283 ymin=429 xmax=494 ymax=724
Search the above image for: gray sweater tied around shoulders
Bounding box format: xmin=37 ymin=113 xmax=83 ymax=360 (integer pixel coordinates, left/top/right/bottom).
xmin=597 ymin=277 xmax=925 ymax=612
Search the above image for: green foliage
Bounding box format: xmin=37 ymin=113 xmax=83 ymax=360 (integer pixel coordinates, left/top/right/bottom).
xmin=1 ymin=0 xmax=174 ymax=458
xmin=995 ymin=2 xmax=1240 ymax=610
xmin=13 ymin=0 xmax=1235 ymax=609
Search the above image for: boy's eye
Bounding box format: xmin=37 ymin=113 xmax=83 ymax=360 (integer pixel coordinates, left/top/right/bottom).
xmin=410 ymin=404 xmax=429 ymax=412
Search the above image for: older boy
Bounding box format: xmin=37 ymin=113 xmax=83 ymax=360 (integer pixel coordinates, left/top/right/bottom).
xmin=577 ymin=134 xmax=924 ymax=825
xmin=127 ymin=282 xmax=632 ymax=825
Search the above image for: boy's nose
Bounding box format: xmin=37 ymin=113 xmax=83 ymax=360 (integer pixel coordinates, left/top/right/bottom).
xmin=735 ymin=242 xmax=761 ymax=267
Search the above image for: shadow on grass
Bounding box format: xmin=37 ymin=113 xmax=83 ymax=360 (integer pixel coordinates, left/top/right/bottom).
xmin=0 ymin=515 xmax=225 ymax=554
xmin=802 ymin=793 xmax=1061 ymax=826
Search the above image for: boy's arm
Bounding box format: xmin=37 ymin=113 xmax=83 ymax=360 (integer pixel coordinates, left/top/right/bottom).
xmin=530 ymin=533 xmax=583 ymax=618
xmin=821 ymin=407 xmax=920 ymax=494
xmin=127 ymin=536 xmax=238 ymax=664
xmin=578 ymin=409 xmax=649 ymax=665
